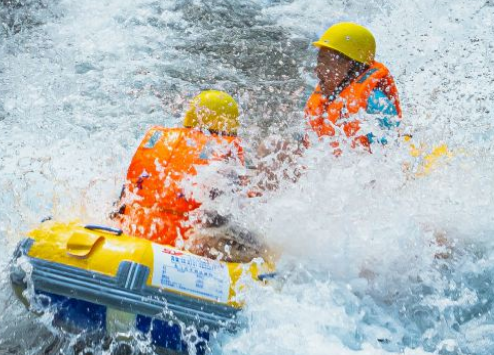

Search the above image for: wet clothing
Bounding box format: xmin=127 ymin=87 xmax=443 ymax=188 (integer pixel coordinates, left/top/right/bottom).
xmin=118 ymin=126 xmax=243 ymax=246
xmin=305 ymin=61 xmax=401 ymax=149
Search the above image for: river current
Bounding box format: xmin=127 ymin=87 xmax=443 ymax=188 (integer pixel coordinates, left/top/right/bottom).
xmin=0 ymin=0 xmax=493 ymax=354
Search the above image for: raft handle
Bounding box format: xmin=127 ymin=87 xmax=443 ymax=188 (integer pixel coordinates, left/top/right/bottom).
xmin=84 ymin=224 xmax=123 ymax=236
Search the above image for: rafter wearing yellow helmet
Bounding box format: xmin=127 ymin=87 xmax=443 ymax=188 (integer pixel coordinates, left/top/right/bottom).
xmin=304 ymin=22 xmax=402 ymax=153
xmin=115 ymin=90 xmax=244 ymax=246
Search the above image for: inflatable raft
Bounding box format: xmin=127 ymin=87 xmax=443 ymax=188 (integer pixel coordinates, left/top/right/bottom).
xmin=10 ymin=220 xmax=274 ymax=353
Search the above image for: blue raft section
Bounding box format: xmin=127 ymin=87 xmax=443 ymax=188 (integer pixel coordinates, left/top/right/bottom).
xmin=40 ymin=291 xmax=209 ymax=354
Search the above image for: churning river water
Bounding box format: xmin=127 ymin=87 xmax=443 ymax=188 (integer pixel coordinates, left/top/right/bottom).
xmin=1 ymin=0 xmax=493 ymax=354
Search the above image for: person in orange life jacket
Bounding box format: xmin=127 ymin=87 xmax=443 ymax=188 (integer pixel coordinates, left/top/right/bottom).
xmin=305 ymin=22 xmax=402 ymax=151
xmin=115 ymin=90 xmax=245 ymax=247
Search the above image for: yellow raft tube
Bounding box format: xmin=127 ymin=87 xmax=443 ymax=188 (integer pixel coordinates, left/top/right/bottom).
xmin=10 ymin=220 xmax=274 ymax=352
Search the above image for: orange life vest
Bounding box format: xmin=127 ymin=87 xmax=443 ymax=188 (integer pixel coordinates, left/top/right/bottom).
xmin=304 ymin=61 xmax=402 ymax=148
xmin=118 ymin=126 xmax=243 ymax=246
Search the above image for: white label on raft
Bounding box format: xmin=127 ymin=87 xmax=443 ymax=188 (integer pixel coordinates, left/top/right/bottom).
xmin=151 ymin=243 xmax=231 ymax=303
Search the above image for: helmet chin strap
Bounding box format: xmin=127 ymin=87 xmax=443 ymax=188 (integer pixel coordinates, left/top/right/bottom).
xmin=207 ymin=129 xmax=237 ymax=137
xmin=324 ymin=61 xmax=370 ymax=101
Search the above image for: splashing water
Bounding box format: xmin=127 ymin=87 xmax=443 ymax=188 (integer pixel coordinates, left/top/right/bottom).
xmin=1 ymin=0 xmax=493 ymax=354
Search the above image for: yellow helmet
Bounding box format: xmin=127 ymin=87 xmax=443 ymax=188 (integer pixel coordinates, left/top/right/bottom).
xmin=183 ymin=90 xmax=240 ymax=135
xmin=313 ymin=22 xmax=376 ymax=65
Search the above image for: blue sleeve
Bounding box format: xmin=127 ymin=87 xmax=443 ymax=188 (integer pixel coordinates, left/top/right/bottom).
xmin=364 ymin=89 xmax=400 ymax=145
xmin=366 ymin=89 xmax=398 ymax=116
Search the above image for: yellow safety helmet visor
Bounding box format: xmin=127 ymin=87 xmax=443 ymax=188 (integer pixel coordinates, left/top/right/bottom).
xmin=183 ymin=90 xmax=240 ymax=135
xmin=313 ymin=22 xmax=376 ymax=65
